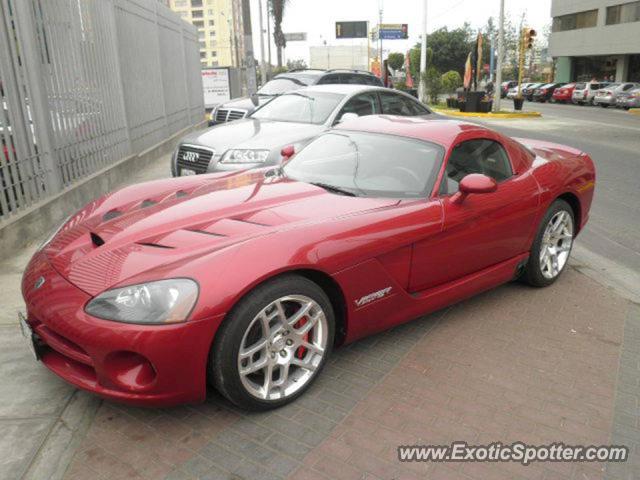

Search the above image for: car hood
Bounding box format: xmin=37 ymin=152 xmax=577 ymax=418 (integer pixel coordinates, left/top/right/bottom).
xmin=180 ymin=118 xmax=326 ymax=152
xmin=43 ymin=171 xmax=398 ymax=295
xmin=217 ymin=95 xmax=270 ymax=113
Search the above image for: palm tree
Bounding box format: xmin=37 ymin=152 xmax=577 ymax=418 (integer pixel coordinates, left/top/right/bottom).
xmin=269 ymin=0 xmax=288 ymax=68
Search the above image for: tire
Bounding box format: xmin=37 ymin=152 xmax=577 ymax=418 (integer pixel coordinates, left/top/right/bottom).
xmin=523 ymin=199 xmax=575 ymax=288
xmin=210 ymin=274 xmax=335 ymax=411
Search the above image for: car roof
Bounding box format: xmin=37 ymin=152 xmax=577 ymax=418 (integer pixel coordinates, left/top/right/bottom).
xmin=294 ymin=84 xmax=387 ymax=95
xmin=333 ymin=114 xmax=490 ymax=147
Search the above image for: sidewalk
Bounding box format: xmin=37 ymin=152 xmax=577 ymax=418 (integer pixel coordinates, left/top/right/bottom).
xmin=0 ymin=154 xmax=172 ymax=480
xmin=62 ymin=267 xmax=637 ymax=480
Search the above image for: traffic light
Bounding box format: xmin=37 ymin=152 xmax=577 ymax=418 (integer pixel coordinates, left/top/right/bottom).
xmin=524 ymin=28 xmax=537 ymax=49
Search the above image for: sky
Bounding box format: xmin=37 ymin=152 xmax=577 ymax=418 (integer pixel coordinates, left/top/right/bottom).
xmin=249 ymin=0 xmax=552 ymax=65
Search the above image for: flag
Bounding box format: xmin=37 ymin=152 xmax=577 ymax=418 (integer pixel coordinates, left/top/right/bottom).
xmin=476 ymin=32 xmax=483 ymax=86
xmin=463 ymin=52 xmax=472 ymax=90
xmin=405 ymin=51 xmax=414 ymax=88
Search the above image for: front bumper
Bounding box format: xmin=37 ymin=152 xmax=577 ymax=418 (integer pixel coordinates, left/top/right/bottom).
xmin=594 ymin=95 xmax=615 ymax=105
xmin=22 ymin=252 xmax=221 ymax=407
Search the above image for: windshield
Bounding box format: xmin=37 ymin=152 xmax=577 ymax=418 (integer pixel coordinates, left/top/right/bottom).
xmin=251 ymin=92 xmax=344 ymax=124
xmin=257 ymin=75 xmax=317 ymax=95
xmin=284 ymin=131 xmax=444 ymax=198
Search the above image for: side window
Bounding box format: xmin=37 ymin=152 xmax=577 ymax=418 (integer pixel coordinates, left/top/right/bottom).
xmin=317 ymin=74 xmax=342 ymax=85
xmin=440 ymin=139 xmax=513 ymax=195
xmin=380 ymin=92 xmax=428 ymax=116
xmin=337 ymin=92 xmax=380 ymax=119
xmin=343 ymin=74 xmax=366 ymax=84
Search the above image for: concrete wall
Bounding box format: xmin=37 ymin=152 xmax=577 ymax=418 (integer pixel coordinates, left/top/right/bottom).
xmin=549 ymin=0 xmax=640 ymax=57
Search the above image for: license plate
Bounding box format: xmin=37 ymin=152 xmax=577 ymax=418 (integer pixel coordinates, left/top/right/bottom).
xmin=180 ymin=168 xmax=196 ymax=176
xmin=19 ymin=313 xmax=38 ymax=360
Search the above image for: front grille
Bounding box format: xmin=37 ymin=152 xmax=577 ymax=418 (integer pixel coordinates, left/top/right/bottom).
xmin=214 ymin=108 xmax=247 ymax=123
xmin=176 ymin=145 xmax=214 ymax=174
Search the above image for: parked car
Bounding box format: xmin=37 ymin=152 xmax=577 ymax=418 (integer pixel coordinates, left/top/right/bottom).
xmin=571 ymin=82 xmax=608 ymax=105
xmin=21 ymin=115 xmax=596 ymax=409
xmin=522 ymin=83 xmax=543 ymax=101
xmin=506 ymin=83 xmax=533 ymax=99
xmin=500 ymin=81 xmax=518 ymax=98
xmin=209 ymin=69 xmax=383 ymax=126
xmin=174 ymin=85 xmax=432 ymax=177
xmin=615 ymin=87 xmax=640 ymax=110
xmin=532 ymin=83 xmax=564 ymax=102
xmin=551 ymin=83 xmax=576 ymax=103
xmin=593 ymin=83 xmax=639 ymax=107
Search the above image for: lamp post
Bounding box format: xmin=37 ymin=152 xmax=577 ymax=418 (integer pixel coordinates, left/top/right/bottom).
xmin=419 ymin=0 xmax=428 ymax=102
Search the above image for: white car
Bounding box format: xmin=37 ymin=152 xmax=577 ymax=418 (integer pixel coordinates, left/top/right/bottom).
xmin=506 ymin=83 xmax=532 ymax=99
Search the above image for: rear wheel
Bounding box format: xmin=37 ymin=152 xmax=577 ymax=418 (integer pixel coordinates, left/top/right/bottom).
xmin=523 ymin=199 xmax=575 ymax=287
xmin=210 ymin=275 xmax=334 ymax=410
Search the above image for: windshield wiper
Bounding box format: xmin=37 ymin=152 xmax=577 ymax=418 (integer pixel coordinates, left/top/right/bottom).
xmin=288 ymin=92 xmax=315 ymax=101
xmin=310 ymin=182 xmax=356 ymax=196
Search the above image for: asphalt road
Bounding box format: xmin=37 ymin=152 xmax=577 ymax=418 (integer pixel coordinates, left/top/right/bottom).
xmin=469 ymin=102 xmax=640 ymax=300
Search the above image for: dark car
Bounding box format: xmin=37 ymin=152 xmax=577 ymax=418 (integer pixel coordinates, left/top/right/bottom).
xmin=533 ymin=83 xmax=565 ymax=102
xmin=521 ymin=83 xmax=543 ymax=101
xmin=174 ymin=85 xmax=432 ymax=177
xmin=209 ymin=69 xmax=384 ymax=126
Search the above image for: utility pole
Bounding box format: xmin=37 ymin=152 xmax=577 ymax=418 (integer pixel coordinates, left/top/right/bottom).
xmin=493 ymin=0 xmax=504 ymax=112
xmin=378 ymin=1 xmax=383 ymax=77
xmin=419 ymin=0 xmax=428 ymax=102
xmin=266 ymin=5 xmax=272 ymax=78
xmin=257 ymin=0 xmax=267 ymax=85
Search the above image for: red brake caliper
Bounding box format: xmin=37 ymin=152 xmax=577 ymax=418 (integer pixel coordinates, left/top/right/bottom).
xmin=295 ymin=317 xmax=308 ymax=359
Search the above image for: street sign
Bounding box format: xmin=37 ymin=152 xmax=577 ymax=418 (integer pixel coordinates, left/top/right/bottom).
xmin=335 ymin=21 xmax=368 ymax=39
xmin=284 ymin=32 xmax=307 ymax=42
xmin=201 ymin=68 xmax=230 ymax=108
xmin=378 ymin=23 xmax=408 ymax=40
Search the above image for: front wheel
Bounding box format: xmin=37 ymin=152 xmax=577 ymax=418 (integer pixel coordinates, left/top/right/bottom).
xmin=210 ymin=275 xmax=334 ymax=410
xmin=523 ymin=199 xmax=575 ymax=287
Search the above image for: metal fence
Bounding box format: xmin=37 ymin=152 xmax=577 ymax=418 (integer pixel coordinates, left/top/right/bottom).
xmin=0 ymin=0 xmax=204 ymax=222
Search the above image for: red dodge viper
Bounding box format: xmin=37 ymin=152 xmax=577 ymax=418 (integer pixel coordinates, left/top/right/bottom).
xmin=21 ymin=115 xmax=595 ymax=410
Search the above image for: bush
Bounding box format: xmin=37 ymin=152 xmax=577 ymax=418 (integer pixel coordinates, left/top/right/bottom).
xmin=441 ymin=70 xmax=462 ymax=96
xmin=422 ymin=67 xmax=443 ymax=104
xmin=387 ymin=52 xmax=405 ymax=72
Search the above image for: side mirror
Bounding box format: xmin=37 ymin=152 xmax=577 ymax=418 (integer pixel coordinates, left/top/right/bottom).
xmin=280 ymin=145 xmax=295 ymax=162
xmin=338 ymin=112 xmax=359 ymax=123
xmin=453 ymin=174 xmax=497 ymax=203
xmin=250 ymin=93 xmax=259 ymax=107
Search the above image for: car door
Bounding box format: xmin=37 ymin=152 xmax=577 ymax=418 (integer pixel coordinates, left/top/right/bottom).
xmin=409 ymin=135 xmax=540 ymax=292
xmin=333 ymin=91 xmax=381 ymax=123
xmin=379 ymin=91 xmax=430 ymax=116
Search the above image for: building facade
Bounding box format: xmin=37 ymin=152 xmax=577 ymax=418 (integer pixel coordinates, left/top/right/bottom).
xmin=169 ymin=0 xmax=245 ymax=68
xmin=549 ymin=0 xmax=640 ymax=82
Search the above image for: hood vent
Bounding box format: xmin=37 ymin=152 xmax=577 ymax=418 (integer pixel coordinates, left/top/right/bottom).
xmin=103 ymin=210 xmax=122 ymax=221
xmin=136 ymin=242 xmax=174 ymax=249
xmin=187 ymin=229 xmax=227 ymax=237
xmin=141 ymin=199 xmax=157 ymax=208
xmin=90 ymin=232 xmax=105 ymax=247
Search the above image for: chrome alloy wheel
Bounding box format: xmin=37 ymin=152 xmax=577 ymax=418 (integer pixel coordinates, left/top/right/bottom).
xmin=539 ymin=210 xmax=574 ymax=280
xmin=237 ymin=295 xmax=328 ymax=401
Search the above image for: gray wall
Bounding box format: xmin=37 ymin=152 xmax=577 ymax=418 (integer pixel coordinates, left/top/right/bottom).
xmin=549 ymin=0 xmax=640 ymax=57
xmin=0 ymin=0 xmax=204 ymax=224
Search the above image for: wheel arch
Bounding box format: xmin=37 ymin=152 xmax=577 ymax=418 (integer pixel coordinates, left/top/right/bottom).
xmin=556 ymin=192 xmax=582 ymax=234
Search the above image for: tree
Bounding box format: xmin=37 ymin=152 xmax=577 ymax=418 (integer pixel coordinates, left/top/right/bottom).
xmin=286 ymin=58 xmax=307 ymax=71
xmin=441 ymin=70 xmax=462 ymax=95
xmin=423 ymin=67 xmax=443 ymax=104
xmin=408 ymin=24 xmax=473 ymax=80
xmin=387 ymin=52 xmax=405 ymax=72
xmin=269 ymin=0 xmax=288 ymax=68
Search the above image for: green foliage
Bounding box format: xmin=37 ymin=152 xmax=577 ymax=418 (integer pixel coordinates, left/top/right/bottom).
xmin=394 ymin=80 xmax=408 ymax=91
xmin=272 ymin=66 xmax=288 ymax=76
xmin=422 ymin=67 xmax=443 ymax=104
xmin=408 ymin=46 xmax=432 ymax=82
xmin=441 ymin=70 xmax=462 ymax=94
xmin=286 ymin=58 xmax=307 ymax=71
xmin=387 ymin=52 xmax=405 ymax=71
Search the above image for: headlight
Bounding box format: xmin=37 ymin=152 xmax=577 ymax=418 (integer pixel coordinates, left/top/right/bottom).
xmin=220 ymin=149 xmax=270 ymax=164
xmin=85 ymin=279 xmax=199 ymax=324
xmin=38 ymin=214 xmax=72 ymax=251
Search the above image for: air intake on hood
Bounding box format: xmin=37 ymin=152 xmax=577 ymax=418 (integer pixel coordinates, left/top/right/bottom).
xmin=90 ymin=232 xmax=105 ymax=247
xmin=102 ymin=210 xmax=122 ymax=221
xmin=136 ymin=242 xmax=174 ymax=249
xmin=141 ymin=199 xmax=157 ymax=208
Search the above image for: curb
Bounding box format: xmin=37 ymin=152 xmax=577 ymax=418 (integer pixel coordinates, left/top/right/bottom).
xmin=630 ymin=108 xmax=640 ymax=115
xmin=22 ymin=391 xmax=101 ymax=480
xmin=433 ymin=108 xmax=542 ymax=119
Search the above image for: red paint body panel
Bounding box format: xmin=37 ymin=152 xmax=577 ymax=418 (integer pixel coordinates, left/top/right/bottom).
xmin=21 ymin=116 xmax=596 ymax=406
